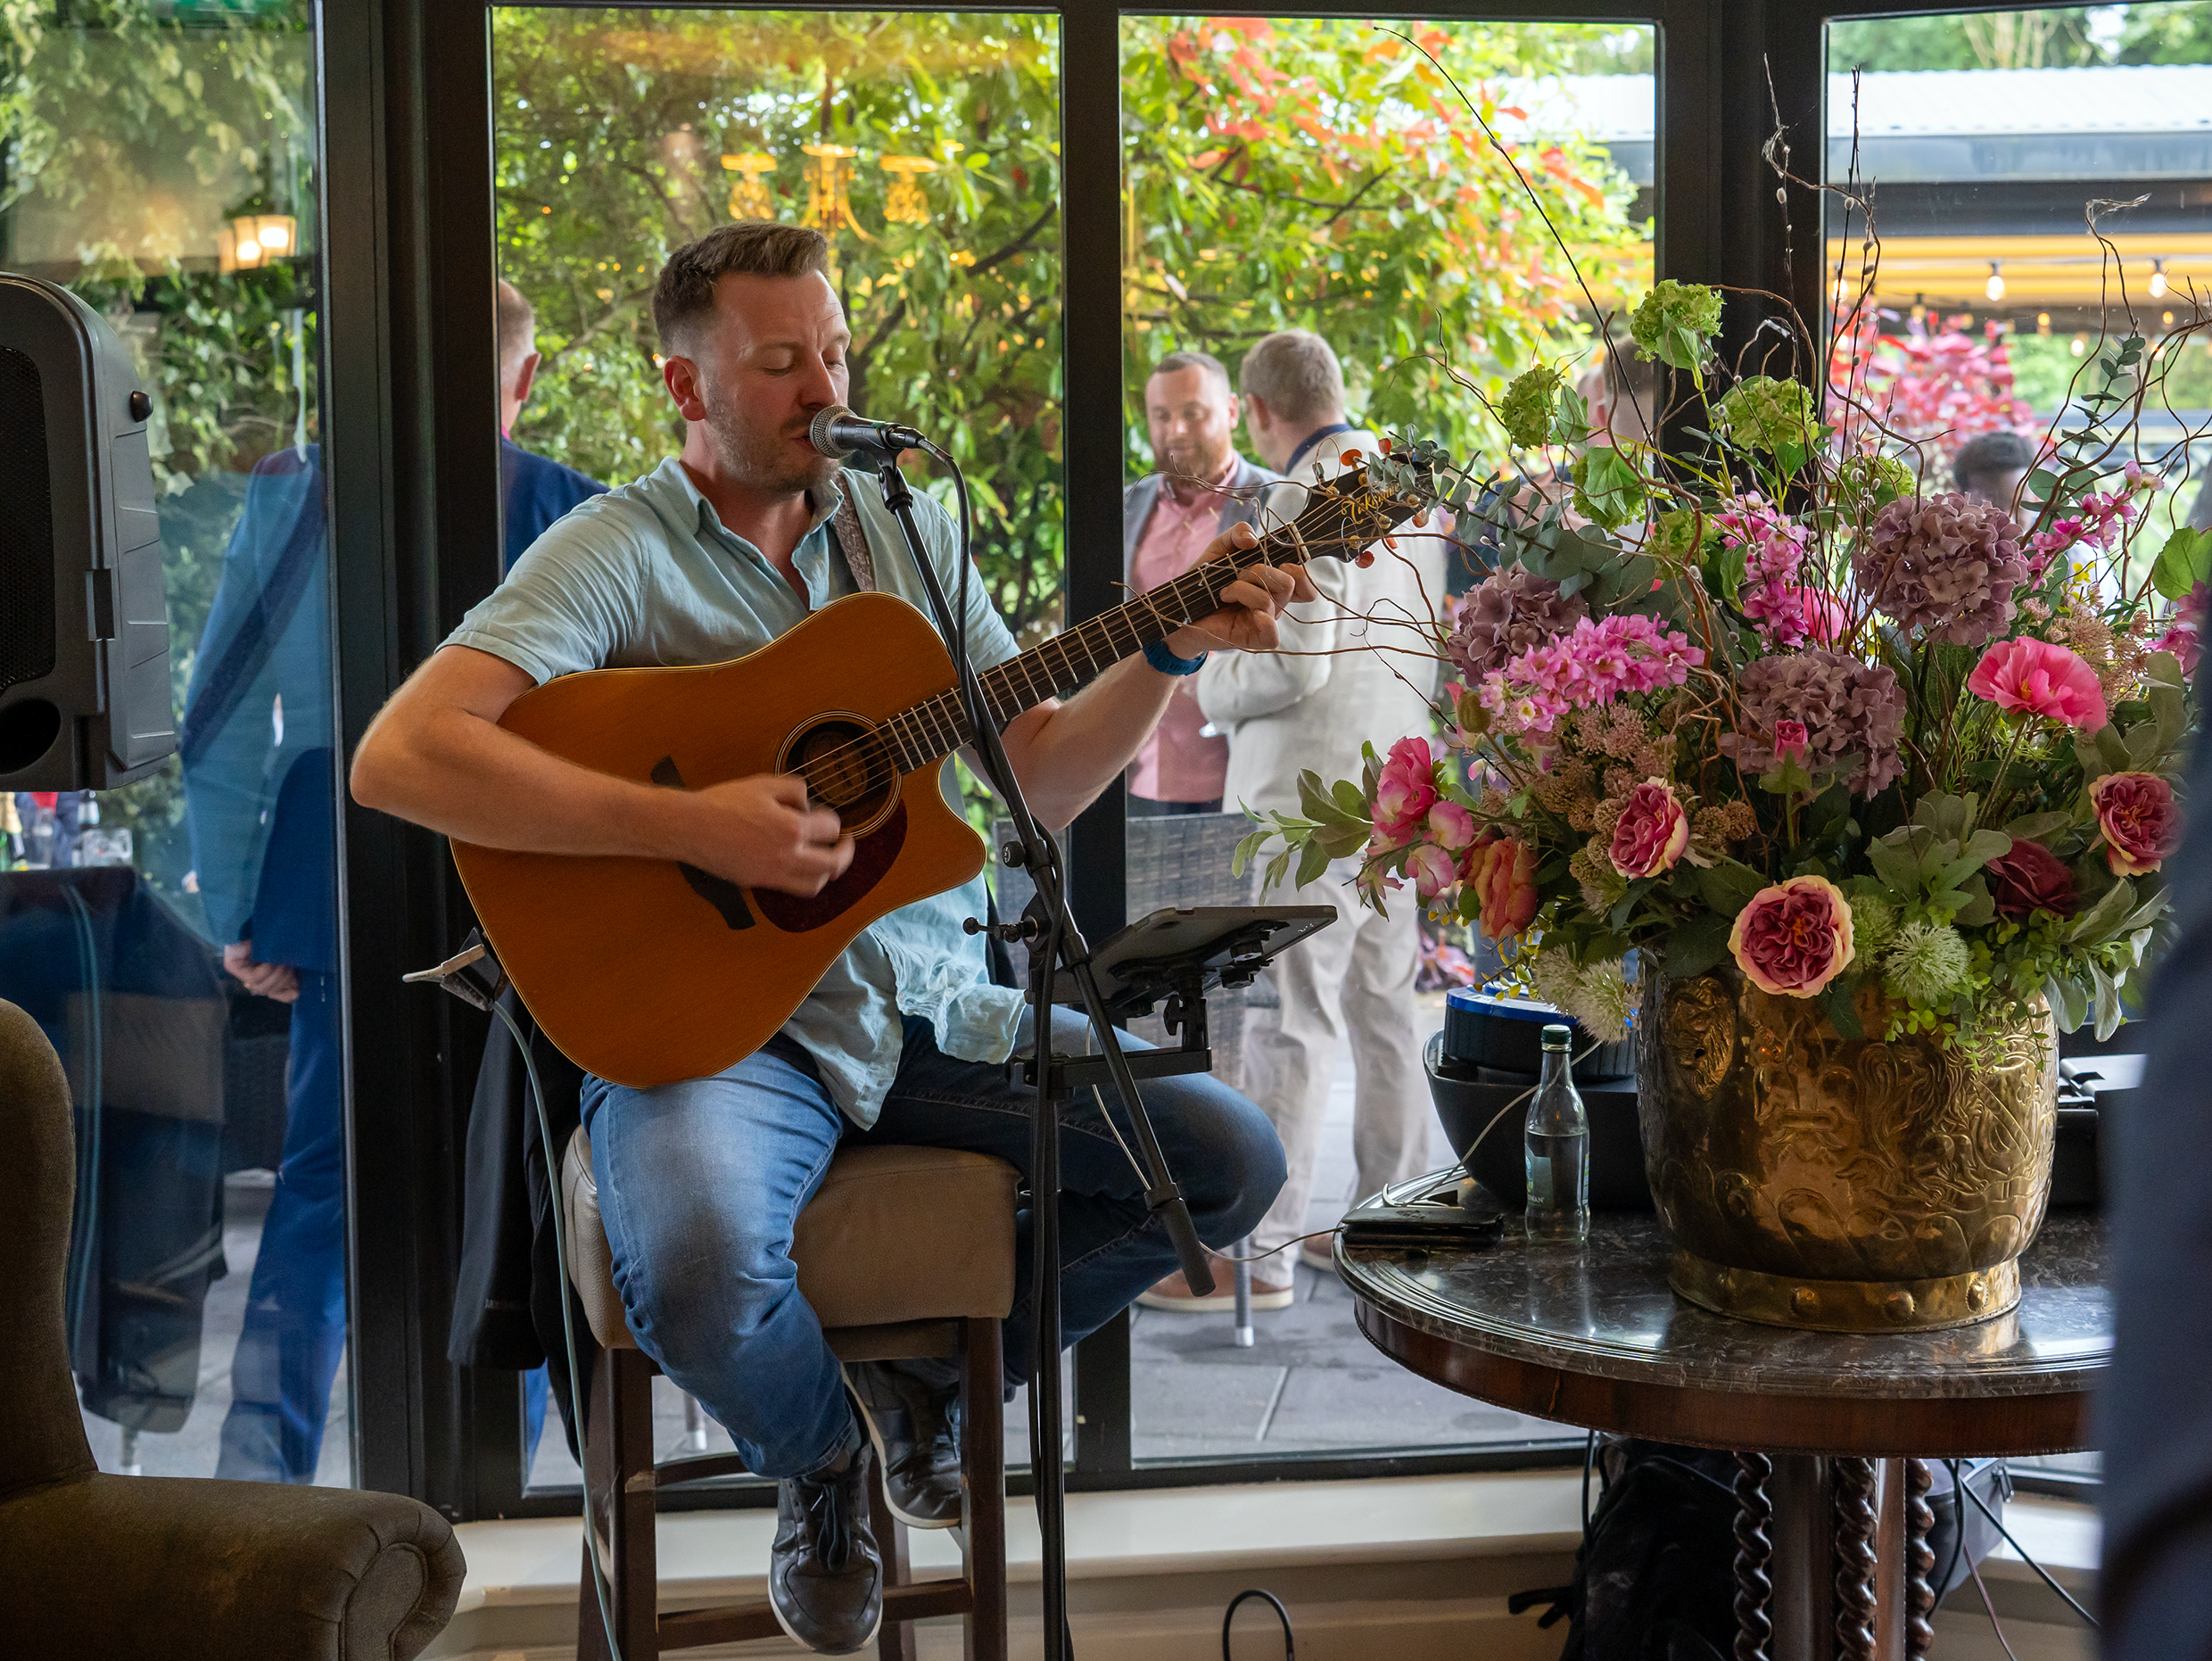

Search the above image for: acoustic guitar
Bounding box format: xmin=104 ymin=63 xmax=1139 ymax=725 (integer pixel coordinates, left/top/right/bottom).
xmin=450 ymin=442 xmax=1455 ymax=1087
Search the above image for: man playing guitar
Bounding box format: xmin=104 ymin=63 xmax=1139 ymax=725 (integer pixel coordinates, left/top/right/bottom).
xmin=351 ymin=221 xmax=1301 ymax=1655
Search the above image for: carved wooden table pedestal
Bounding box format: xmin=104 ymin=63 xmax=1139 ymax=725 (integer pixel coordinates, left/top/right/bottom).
xmin=1340 ymin=1195 xmax=2107 ymax=1660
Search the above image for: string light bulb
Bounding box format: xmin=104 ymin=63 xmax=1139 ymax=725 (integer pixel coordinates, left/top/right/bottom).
xmin=1984 ymin=262 xmax=2006 ymax=303
xmin=2036 ymin=312 xmax=2051 ymax=335
xmin=2150 ymin=259 xmax=2169 ymax=300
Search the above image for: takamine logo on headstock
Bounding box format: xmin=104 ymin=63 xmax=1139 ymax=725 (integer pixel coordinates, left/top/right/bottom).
xmin=1260 ymin=432 xmax=1463 ymax=569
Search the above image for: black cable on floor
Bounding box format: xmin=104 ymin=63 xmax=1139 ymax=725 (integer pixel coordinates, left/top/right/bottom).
xmin=1969 ymin=1554 xmax=2021 ymax=1661
xmin=1962 ymin=1470 xmax=2099 ymax=1627
xmin=1222 ymin=1589 xmax=1294 ymax=1660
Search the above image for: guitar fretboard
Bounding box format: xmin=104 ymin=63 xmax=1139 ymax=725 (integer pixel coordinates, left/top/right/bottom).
xmin=799 ymin=461 xmax=1424 ymax=792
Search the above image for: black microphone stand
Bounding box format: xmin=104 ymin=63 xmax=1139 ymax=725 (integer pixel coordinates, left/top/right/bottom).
xmin=862 ymin=442 xmax=1218 ymax=1661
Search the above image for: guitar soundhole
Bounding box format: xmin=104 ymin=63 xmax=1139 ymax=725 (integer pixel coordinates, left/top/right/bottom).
xmin=778 ymin=713 xmax=900 ymax=835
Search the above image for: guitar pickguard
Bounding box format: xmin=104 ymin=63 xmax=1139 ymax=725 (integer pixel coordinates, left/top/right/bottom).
xmin=754 ymin=800 xmax=908 ymax=933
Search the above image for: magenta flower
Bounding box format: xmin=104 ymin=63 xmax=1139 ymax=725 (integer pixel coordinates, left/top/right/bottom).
xmin=1478 ymin=614 xmax=1704 ymax=737
xmin=2089 ymin=772 xmax=2181 ymax=876
xmin=1426 ymin=800 xmax=1476 ymax=852
xmin=1608 ymin=780 xmax=1691 ymax=879
xmin=2152 ymin=582 xmax=2208 ymax=677
xmin=1967 ymin=638 xmax=2108 ymax=731
xmin=1373 ymin=737 xmax=1440 ymax=843
xmin=1729 ymin=875 xmax=1856 ymax=998
xmin=1774 ymin=720 xmax=1809 ymax=764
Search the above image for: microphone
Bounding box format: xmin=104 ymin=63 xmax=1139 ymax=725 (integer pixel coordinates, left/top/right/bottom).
xmin=809 ymin=404 xmax=928 ymax=461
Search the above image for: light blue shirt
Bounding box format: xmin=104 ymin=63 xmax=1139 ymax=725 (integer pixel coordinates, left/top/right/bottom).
xmin=445 ymin=456 xmax=1027 ymax=1126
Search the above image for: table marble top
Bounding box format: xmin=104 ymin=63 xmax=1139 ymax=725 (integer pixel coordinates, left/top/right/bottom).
xmin=1340 ymin=1196 xmax=2108 ymax=1402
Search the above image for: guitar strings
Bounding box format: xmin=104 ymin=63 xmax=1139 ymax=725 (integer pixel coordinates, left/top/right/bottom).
xmin=783 ymin=482 xmax=1408 ymax=808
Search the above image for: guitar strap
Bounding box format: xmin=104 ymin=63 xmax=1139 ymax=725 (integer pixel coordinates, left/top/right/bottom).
xmin=824 ymin=491 xmax=876 ymax=594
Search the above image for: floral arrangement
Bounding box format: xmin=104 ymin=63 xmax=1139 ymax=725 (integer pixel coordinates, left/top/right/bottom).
xmin=1241 ymin=279 xmax=2208 ymax=1054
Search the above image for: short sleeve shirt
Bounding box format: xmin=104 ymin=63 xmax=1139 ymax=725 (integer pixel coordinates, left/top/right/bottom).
xmin=445 ymin=455 xmax=1026 ymax=1126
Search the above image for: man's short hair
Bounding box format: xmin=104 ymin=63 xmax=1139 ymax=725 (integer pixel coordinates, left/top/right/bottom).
xmin=495 ymin=278 xmax=535 ymax=389
xmin=1238 ymin=329 xmax=1345 ymax=426
xmin=652 ymin=221 xmax=831 ymax=351
xmin=1147 ymin=349 xmax=1231 ymax=399
xmin=1953 ymin=429 xmax=2036 ymax=494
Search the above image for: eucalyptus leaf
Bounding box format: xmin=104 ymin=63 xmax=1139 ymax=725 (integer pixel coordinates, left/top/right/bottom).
xmin=2065 ymin=876 xmax=2136 ymax=946
xmin=1295 ymin=833 xmax=1333 ymax=890
xmin=2046 ymin=973 xmax=2089 ymax=1033
xmin=1663 ymin=912 xmax=1733 ymax=979
xmin=1817 ymin=980 xmax=1864 ymax=1040
xmin=2002 ymin=811 xmax=2074 ymax=844
xmin=1952 ymin=874 xmax=1995 ymax=928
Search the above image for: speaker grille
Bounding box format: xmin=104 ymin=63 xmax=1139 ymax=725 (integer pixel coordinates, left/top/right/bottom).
xmin=0 ymin=345 xmax=56 ymax=693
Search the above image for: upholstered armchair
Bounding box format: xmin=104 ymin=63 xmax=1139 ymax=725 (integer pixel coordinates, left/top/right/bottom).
xmin=0 ymin=998 xmax=466 ymax=1659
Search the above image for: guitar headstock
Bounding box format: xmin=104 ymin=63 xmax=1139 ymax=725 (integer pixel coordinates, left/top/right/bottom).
xmin=1260 ymin=431 xmax=1463 ymax=567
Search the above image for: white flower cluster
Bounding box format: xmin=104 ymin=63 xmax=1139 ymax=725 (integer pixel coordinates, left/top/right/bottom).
xmin=1524 ymin=950 xmax=1638 ymax=1045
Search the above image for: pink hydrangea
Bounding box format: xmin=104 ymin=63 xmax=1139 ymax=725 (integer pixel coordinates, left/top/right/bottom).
xmin=1476 ymin=614 xmax=1704 ymax=737
xmin=2089 ymin=772 xmax=2181 ymax=876
xmin=1966 ymin=638 xmax=2108 ymax=731
xmin=1374 ymin=737 xmax=1440 ymax=843
xmin=1608 ymin=780 xmax=1690 ymax=879
xmin=1728 ymin=874 xmax=1857 ymax=999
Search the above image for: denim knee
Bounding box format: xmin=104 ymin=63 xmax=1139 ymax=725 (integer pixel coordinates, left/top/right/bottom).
xmin=615 ymin=1225 xmax=805 ymax=1370
xmin=1176 ymin=1085 xmax=1288 ymax=1245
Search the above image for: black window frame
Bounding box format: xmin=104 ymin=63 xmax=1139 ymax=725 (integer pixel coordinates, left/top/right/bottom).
xmin=319 ymin=0 xmax=2092 ymax=1521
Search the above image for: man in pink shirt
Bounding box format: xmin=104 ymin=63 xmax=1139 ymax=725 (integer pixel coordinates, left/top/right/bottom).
xmin=1122 ymin=350 xmax=1294 ymax=814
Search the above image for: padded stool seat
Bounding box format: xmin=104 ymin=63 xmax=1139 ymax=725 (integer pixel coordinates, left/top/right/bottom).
xmin=561 ymin=1134 xmax=1019 ymax=1343
xmin=557 ymin=1128 xmax=1016 ymax=1661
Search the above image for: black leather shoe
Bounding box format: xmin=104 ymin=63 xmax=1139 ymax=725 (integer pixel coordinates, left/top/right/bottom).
xmin=846 ymin=1359 xmax=964 ymax=1529
xmin=770 ymin=1434 xmax=883 ymax=1655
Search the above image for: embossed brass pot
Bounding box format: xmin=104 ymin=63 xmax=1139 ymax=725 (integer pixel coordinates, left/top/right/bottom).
xmin=1637 ymin=964 xmax=2058 ymax=1333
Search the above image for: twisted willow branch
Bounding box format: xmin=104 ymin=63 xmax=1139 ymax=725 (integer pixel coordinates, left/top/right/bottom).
xmin=1833 ymin=1457 xmax=1881 ymax=1661
xmin=1733 ymin=1451 xmax=1775 ymax=1661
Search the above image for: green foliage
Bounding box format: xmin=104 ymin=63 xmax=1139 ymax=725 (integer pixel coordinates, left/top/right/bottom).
xmin=1627 ymin=277 xmax=1721 ymax=376
xmin=0 ymin=0 xmax=314 ymax=905
xmin=1828 ymin=11 xmax=2103 ymax=72
xmin=1498 ymin=364 xmax=1563 ymax=450
xmin=1713 ymin=375 xmax=1815 ymax=458
xmin=491 ymin=9 xmax=1067 ymax=638
xmin=1120 ymin=19 xmax=1648 ymax=475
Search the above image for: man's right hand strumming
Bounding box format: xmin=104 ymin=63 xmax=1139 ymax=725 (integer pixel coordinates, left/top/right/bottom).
xmin=664 ymin=774 xmax=854 ymax=896
xmin=351 ymin=642 xmax=854 ymax=899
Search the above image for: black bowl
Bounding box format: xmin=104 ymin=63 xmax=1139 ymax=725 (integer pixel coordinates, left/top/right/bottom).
xmin=1425 ymin=1033 xmax=1653 ymax=1212
xmin=1441 ymin=988 xmax=1636 ymax=1081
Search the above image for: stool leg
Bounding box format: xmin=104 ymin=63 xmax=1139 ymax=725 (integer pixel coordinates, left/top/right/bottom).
xmin=581 ymin=1348 xmax=659 ymax=1661
xmin=870 ymin=1455 xmax=918 ymax=1661
xmin=962 ymin=1317 xmax=1009 ymax=1661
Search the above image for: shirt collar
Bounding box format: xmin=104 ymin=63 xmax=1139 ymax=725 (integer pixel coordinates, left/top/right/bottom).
xmin=657 ymin=454 xmax=845 ymax=552
xmin=1283 ymin=421 xmax=1358 ymax=477
xmin=1162 ymin=454 xmax=1240 ymax=508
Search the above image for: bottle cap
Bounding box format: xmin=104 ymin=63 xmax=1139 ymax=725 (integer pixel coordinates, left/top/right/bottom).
xmin=1541 ymin=1022 xmax=1572 ymax=1049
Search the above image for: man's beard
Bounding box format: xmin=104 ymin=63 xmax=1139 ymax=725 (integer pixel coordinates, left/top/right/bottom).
xmin=702 ymin=381 xmax=843 ymax=499
xmin=1164 ymin=436 xmax=1229 ymax=485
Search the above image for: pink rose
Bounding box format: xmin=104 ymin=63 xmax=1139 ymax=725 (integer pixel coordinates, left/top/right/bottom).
xmin=1967 ymin=638 xmax=2108 ymax=731
xmin=1773 ymin=720 xmax=1809 ymax=764
xmin=1608 ymin=779 xmax=1690 ymax=879
xmin=2089 ymin=771 xmax=2181 ymax=876
xmin=1426 ymin=800 xmax=1476 ymax=852
xmin=1408 ymin=841 xmax=1458 ymax=899
xmin=1727 ymin=874 xmax=1856 ymax=998
xmin=1374 ymin=737 xmax=1440 ymax=842
xmin=1465 ymin=832 xmax=1539 ymax=943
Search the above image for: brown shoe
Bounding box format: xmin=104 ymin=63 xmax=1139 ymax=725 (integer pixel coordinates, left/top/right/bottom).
xmin=1135 ymin=1254 xmax=1294 ymax=1313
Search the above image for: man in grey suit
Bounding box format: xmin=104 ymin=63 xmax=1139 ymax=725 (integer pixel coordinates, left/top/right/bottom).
xmin=1122 ymin=350 xmax=1295 ymax=816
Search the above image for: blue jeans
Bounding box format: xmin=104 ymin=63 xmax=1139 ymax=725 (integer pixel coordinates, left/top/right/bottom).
xmin=581 ymin=1010 xmax=1285 ymax=1478
xmin=217 ymin=969 xmax=346 ymax=1483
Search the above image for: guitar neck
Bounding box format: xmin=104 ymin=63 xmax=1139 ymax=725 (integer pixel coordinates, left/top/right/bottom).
xmin=873 ymin=463 xmax=1416 ymax=776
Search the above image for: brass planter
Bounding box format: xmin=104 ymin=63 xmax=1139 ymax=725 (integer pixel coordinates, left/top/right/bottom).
xmin=1637 ymin=964 xmax=2057 ymax=1333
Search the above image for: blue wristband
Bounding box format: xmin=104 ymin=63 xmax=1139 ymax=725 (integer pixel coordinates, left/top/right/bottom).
xmin=1144 ymin=639 xmax=1209 ymax=676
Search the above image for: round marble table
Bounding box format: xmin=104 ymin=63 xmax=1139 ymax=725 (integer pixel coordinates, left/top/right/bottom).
xmin=1339 ymin=1191 xmax=2108 ymax=1661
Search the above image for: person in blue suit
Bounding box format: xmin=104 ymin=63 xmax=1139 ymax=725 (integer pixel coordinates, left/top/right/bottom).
xmin=184 ymin=281 xmax=603 ymax=1483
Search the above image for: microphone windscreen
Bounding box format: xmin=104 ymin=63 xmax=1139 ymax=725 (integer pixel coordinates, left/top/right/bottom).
xmin=808 ymin=404 xmax=855 ymax=459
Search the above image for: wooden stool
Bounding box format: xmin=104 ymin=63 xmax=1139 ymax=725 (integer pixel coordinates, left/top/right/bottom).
xmin=559 ymin=1132 xmax=1015 ymax=1660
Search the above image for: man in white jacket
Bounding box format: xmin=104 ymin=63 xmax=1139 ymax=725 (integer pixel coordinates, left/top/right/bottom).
xmin=1143 ymin=329 xmax=1446 ymax=1310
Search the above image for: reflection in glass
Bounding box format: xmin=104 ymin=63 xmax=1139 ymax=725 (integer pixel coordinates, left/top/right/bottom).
xmin=0 ymin=0 xmax=346 ymax=1483
xmin=1118 ymin=18 xmax=1650 ymax=1461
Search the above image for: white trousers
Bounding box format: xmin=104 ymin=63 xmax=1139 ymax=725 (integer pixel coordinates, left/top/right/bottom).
xmin=1241 ymin=865 xmax=1433 ymax=1258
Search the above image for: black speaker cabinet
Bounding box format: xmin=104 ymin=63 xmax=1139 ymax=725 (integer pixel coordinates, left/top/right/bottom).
xmin=0 ymin=272 xmax=173 ymax=789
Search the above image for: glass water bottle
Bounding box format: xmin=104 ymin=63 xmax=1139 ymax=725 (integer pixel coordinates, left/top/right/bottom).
xmin=1524 ymin=1022 xmax=1590 ymax=1244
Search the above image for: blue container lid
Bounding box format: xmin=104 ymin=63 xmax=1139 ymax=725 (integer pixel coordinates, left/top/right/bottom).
xmin=1444 ymin=988 xmax=1562 ymax=1024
